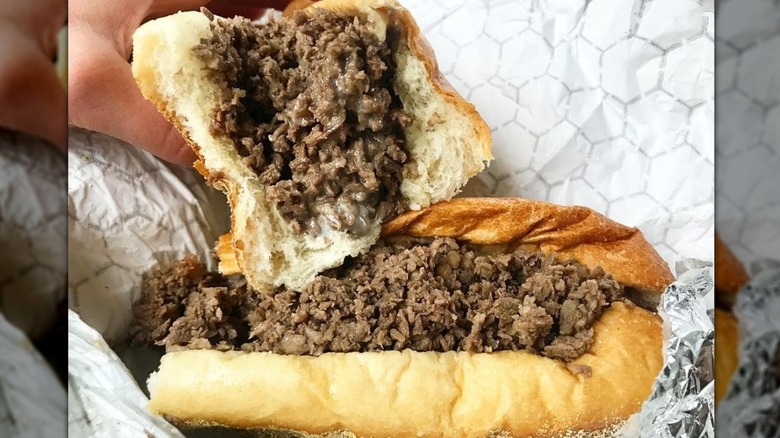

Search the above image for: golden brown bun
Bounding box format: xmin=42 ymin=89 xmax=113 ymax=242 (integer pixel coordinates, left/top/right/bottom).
xmin=132 ymin=0 xmax=492 ymax=292
xmin=714 ymin=309 xmax=739 ymax=405
xmin=216 ymin=197 xmax=674 ymax=303
xmin=151 ymin=198 xmax=672 ymax=436
xmin=284 ymin=0 xmax=318 ymax=14
xmin=148 ymin=303 xmax=663 ymax=438
xmin=715 ymin=233 xmax=749 ymax=309
xmin=383 ymin=198 xmax=674 ymax=300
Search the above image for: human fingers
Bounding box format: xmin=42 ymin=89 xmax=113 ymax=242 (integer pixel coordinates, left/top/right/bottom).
xmin=68 ymin=0 xmax=213 ymax=164
xmin=0 ymin=29 xmax=66 ymax=147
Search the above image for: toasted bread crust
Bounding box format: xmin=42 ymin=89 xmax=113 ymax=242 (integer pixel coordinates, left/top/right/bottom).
xmin=283 ymin=0 xmax=318 ymax=16
xmin=150 ymin=198 xmax=671 ymax=437
xmin=715 ymin=233 xmax=749 ymax=309
xmin=713 ymin=234 xmax=747 ymax=404
xmin=149 ymin=302 xmax=663 ymax=438
xmin=383 ymin=198 xmax=674 ymax=296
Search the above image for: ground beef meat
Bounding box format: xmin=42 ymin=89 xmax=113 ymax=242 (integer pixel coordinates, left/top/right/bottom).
xmin=194 ymin=8 xmax=411 ymax=236
xmin=132 ymin=239 xmax=625 ymax=362
xmin=131 ymin=255 xmax=249 ymax=351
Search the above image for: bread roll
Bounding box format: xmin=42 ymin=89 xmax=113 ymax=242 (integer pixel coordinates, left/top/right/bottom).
xmin=715 ymin=233 xmax=748 ymax=309
xmin=149 ymin=302 xmax=661 ymax=438
xmin=149 ymin=198 xmax=672 ymax=436
xmin=131 ymin=0 xmax=492 ymax=292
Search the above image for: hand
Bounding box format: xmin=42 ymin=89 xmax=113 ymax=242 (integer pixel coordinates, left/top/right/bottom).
xmin=0 ymin=0 xmax=66 ymax=147
xmin=68 ymin=0 xmax=292 ymax=165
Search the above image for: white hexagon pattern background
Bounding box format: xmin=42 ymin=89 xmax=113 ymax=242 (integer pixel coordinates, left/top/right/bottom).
xmin=715 ymin=0 xmax=780 ymax=269
xmin=411 ymin=0 xmax=714 ymax=266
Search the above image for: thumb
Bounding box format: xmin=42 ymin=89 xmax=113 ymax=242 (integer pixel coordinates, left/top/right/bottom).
xmin=0 ymin=35 xmax=66 ymax=148
xmin=68 ymin=27 xmax=196 ymax=165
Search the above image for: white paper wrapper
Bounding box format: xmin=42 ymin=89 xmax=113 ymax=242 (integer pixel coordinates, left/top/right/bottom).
xmin=0 ymin=313 xmax=65 ymax=437
xmin=67 ymin=128 xmax=229 ymax=344
xmin=68 ymin=310 xmax=183 ymax=438
xmin=0 ymin=131 xmax=66 ymax=437
xmin=0 ymin=131 xmax=66 ymax=339
xmin=67 ymin=0 xmax=715 ymax=436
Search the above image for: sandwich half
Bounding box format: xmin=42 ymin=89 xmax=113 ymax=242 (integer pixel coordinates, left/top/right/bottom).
xmin=132 ymin=0 xmax=492 ymax=291
xmin=132 ymin=198 xmax=674 ymax=437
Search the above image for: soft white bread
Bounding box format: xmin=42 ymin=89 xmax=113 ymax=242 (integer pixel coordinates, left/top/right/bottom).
xmin=150 ymin=198 xmax=673 ymax=437
xmin=149 ymin=303 xmax=662 ymax=438
xmin=131 ymin=1 xmax=492 ymax=291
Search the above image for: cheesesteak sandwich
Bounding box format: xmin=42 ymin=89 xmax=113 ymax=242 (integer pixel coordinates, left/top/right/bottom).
xmin=131 ymin=0 xmax=492 ymax=291
xmin=132 ymin=198 xmax=674 ymax=437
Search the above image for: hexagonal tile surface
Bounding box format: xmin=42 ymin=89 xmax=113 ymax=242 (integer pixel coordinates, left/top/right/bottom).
xmin=737 ymin=38 xmax=780 ymax=107
xmin=601 ymin=40 xmax=663 ymax=103
xmin=636 ymin=0 xmax=708 ymax=49
xmin=663 ymin=37 xmax=714 ymax=107
xmin=716 ymin=90 xmax=765 ymax=157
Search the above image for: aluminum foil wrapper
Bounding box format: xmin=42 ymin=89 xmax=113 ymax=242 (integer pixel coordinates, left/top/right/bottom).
xmin=68 ymin=310 xmax=183 ymax=438
xmin=627 ymin=265 xmax=715 ymax=438
xmin=716 ymin=266 xmax=780 ymax=437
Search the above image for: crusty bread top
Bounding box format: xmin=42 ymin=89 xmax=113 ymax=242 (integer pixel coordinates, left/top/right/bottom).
xmin=715 ymin=232 xmax=749 ymax=308
xmin=714 ymin=308 xmax=739 ymax=405
xmin=284 ymin=0 xmax=318 ymax=15
xmin=382 ymin=198 xmax=675 ymax=296
xmin=149 ymin=302 xmax=663 ymax=438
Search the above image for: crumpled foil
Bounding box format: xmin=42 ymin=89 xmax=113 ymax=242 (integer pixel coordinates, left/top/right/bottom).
xmin=716 ymin=266 xmax=780 ymax=437
xmin=630 ymin=265 xmax=715 ymax=438
xmin=68 ymin=310 xmax=184 ymax=438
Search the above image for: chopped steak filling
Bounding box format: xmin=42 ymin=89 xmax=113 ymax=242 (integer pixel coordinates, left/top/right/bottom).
xmin=132 ymin=238 xmax=625 ymax=362
xmin=195 ymin=8 xmax=412 ymax=236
